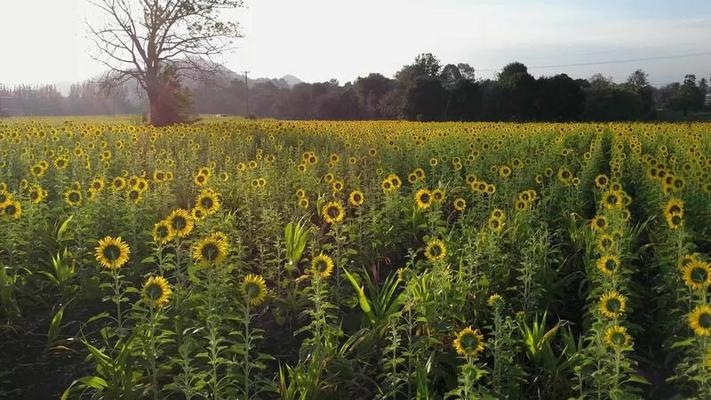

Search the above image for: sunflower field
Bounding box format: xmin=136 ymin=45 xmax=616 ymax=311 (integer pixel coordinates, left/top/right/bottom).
xmin=1 ymin=119 xmax=711 ymax=399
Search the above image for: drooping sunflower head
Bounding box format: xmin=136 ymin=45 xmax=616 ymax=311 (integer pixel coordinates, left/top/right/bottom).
xmin=689 ymin=305 xmax=711 ymax=337
xmin=597 ymin=255 xmax=620 ymax=276
xmin=682 ymin=260 xmax=711 ymax=291
xmin=599 ymin=291 xmax=627 ymax=319
xmin=348 ymin=190 xmax=364 ymax=207
xmin=453 ymin=327 xmax=485 ymax=358
xmin=168 ymin=209 xmax=194 ymax=238
xmin=152 ymin=220 xmax=174 ymax=245
xmin=322 ymin=200 xmax=345 ymax=224
xmin=604 ymin=325 xmax=632 ymax=350
xmin=453 ymin=197 xmax=466 ymax=212
xmin=311 ymin=254 xmax=335 ymax=279
xmin=242 ymin=274 xmax=268 ymax=306
xmin=192 ymin=235 xmax=229 ymax=266
xmin=142 ymin=276 xmax=172 ymax=308
xmin=415 ymin=189 xmax=433 ymax=209
xmin=424 ymin=239 xmax=447 ymax=262
xmin=95 ymin=236 xmax=131 ymax=270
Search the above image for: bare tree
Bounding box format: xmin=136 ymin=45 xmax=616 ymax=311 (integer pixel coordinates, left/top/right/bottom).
xmin=87 ymin=0 xmax=243 ymax=125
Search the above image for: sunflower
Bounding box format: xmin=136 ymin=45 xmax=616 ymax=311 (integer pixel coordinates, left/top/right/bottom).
xmin=195 ymin=189 xmax=221 ymax=215
xmin=488 ymin=216 xmax=504 ymax=233
xmin=0 ymin=190 xmax=11 ymax=207
xmin=28 ymin=186 xmax=47 ymax=204
xmin=152 ymin=220 xmax=174 ymax=245
xmin=664 ymin=197 xmax=684 ymax=216
xmin=594 ymin=174 xmax=609 ymax=189
xmin=111 ymin=177 xmax=127 ymax=191
xmin=424 ymin=239 xmax=447 ymax=262
xmin=2 ymin=200 xmax=22 ymax=220
xmin=192 ymin=235 xmax=229 ymax=266
xmin=322 ymin=200 xmax=345 ymax=224
xmin=453 ymin=198 xmax=466 ymax=212
xmin=142 ymin=276 xmax=172 ymax=307
xmin=597 ymin=255 xmax=620 ymax=276
xmin=602 ymin=190 xmax=623 ymax=209
xmin=453 ymin=327 xmax=485 ymax=358
xmin=591 ymin=215 xmax=608 ymax=232
xmin=298 ymin=197 xmax=309 ymax=209
xmin=604 ymin=325 xmax=632 ymax=350
xmin=167 ymin=209 xmax=194 ymax=237
xmin=432 ymin=188 xmax=446 ymax=203
xmin=415 ymin=189 xmax=433 ymax=209
xmin=498 ymin=165 xmax=512 ymax=178
xmin=596 ymin=234 xmax=616 ymax=254
xmin=665 ymin=211 xmax=683 ymax=230
xmin=487 ymin=293 xmax=503 ymax=308
xmin=348 ymin=190 xmax=364 ymax=207
xmin=689 ymin=305 xmax=711 ymax=336
xmin=311 ymin=254 xmax=335 ymax=279
xmin=95 ymin=236 xmax=131 ymax=270
xmin=194 ymin=173 xmax=208 ymax=187
xmin=242 ymin=274 xmax=268 ymax=306
xmin=64 ymin=189 xmax=82 ymax=207
xmin=682 ymin=260 xmax=711 ymax=290
xmin=90 ymin=177 xmax=105 ymax=192
xmin=557 ymin=167 xmax=573 ymax=184
xmin=599 ymin=291 xmax=626 ymax=319
xmin=127 ymin=188 xmax=142 ymax=203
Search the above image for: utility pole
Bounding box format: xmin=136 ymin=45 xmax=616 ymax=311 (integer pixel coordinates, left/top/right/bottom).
xmin=242 ymin=70 xmax=250 ymax=117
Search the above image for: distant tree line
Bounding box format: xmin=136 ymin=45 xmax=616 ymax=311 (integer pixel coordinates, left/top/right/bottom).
xmin=1 ymin=53 xmax=708 ymax=121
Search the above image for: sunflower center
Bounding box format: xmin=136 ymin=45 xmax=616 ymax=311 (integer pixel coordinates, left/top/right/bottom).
xmin=5 ymin=204 xmax=17 ymax=215
xmin=611 ymin=332 xmax=626 ymax=345
xmin=671 ymin=215 xmax=682 ymax=225
xmin=103 ymin=244 xmax=121 ymax=261
xmin=461 ymin=333 xmax=479 ymax=350
xmin=245 ymin=282 xmax=260 ymax=298
xmin=201 ymin=243 xmax=219 ymax=261
xmin=327 ymin=206 xmax=339 ymax=218
xmin=606 ymin=298 xmax=621 ymax=312
xmin=145 ymin=284 xmax=163 ymax=300
xmin=605 ymin=259 xmax=617 ymax=271
xmin=691 ymin=267 xmax=708 ymax=284
xmin=172 ymin=216 xmax=186 ymax=230
xmin=201 ymin=197 xmax=213 ymax=209
xmin=69 ymin=193 xmax=80 ymax=202
xmin=700 ymin=313 xmax=711 ymax=328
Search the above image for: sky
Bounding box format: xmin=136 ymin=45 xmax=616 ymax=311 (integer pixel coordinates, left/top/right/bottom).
xmin=1 ymin=0 xmax=710 ymax=89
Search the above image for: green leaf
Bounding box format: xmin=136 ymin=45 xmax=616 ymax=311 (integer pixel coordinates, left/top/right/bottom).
xmin=343 ymin=268 xmax=374 ymax=323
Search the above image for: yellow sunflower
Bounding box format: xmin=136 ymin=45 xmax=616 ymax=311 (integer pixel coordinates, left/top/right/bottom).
xmin=348 ymin=190 xmax=364 ymax=207
xmin=167 ymin=209 xmax=194 ymax=238
xmin=488 ymin=216 xmax=504 ymax=233
xmin=599 ymin=291 xmax=626 ymax=319
xmin=487 ymin=293 xmax=503 ymax=308
xmin=415 ymin=189 xmax=433 ymax=209
xmin=682 ymin=260 xmax=711 ymax=290
xmin=64 ymin=189 xmax=82 ymax=207
xmin=142 ymin=276 xmax=172 ymax=308
xmin=604 ymin=325 xmax=632 ymax=350
xmin=242 ymin=274 xmax=268 ymax=306
xmin=152 ymin=220 xmax=174 ymax=245
xmin=322 ymin=200 xmax=345 ymax=224
xmin=453 ymin=197 xmax=466 ymax=212
xmin=2 ymin=200 xmax=22 ymax=221
xmin=596 ymin=234 xmax=616 ymax=254
xmin=591 ymin=215 xmax=608 ymax=232
xmin=195 ymin=189 xmax=221 ymax=215
xmin=689 ymin=305 xmax=711 ymax=336
xmin=424 ymin=239 xmax=447 ymax=262
xmin=453 ymin=327 xmax=485 ymax=358
xmin=597 ymin=255 xmax=620 ymax=276
xmin=0 ymin=190 xmax=12 ymax=207
xmin=192 ymin=235 xmax=229 ymax=266
xmin=311 ymin=254 xmax=335 ymax=279
xmin=95 ymin=236 xmax=131 ymax=270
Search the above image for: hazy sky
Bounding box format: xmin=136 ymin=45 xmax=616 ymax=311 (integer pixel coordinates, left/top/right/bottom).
xmin=1 ymin=0 xmax=710 ymax=88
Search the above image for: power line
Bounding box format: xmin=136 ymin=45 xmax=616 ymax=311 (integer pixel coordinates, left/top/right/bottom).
xmin=475 ymin=51 xmax=711 ymax=75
